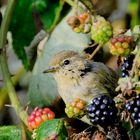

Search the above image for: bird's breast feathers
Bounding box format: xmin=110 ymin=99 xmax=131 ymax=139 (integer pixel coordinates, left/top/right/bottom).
xmin=55 ymin=72 xmax=108 ymax=103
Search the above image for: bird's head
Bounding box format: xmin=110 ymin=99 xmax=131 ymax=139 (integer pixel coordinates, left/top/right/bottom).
xmin=43 ymin=50 xmax=92 ymax=80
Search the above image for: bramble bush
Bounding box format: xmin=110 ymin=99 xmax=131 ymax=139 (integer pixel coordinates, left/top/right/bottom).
xmin=0 ymin=0 xmax=140 ymax=139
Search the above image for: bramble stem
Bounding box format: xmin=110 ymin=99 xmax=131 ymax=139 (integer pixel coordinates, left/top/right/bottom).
xmin=89 ymin=44 xmax=103 ymax=60
xmin=0 ymin=67 xmax=26 ymax=109
xmin=0 ymin=0 xmax=28 ymax=125
xmin=79 ymin=0 xmax=95 ymax=15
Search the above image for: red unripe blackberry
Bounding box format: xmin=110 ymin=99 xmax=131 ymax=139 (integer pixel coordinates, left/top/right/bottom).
xmin=78 ymin=13 xmax=90 ymax=24
xmin=28 ymin=107 xmax=55 ymax=130
xmin=109 ymin=35 xmax=133 ymax=56
xmin=67 ymin=13 xmax=91 ymax=33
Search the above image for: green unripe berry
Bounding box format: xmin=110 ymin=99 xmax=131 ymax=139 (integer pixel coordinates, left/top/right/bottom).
xmin=124 ymin=48 xmax=130 ymax=56
xmin=74 ymin=108 xmax=80 ymax=114
xmin=73 ymin=26 xmax=82 ymax=33
xmin=122 ymin=42 xmax=129 ymax=49
xmin=117 ymin=48 xmax=124 ymax=54
xmin=91 ymin=16 xmax=113 ymax=44
xmin=65 ymin=98 xmax=87 ymax=118
xmin=115 ymin=42 xmax=122 ymax=48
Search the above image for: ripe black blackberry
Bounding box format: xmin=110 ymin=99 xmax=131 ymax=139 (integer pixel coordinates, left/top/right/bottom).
xmin=86 ymin=95 xmax=117 ymax=126
xmin=125 ymin=95 xmax=140 ymax=128
xmin=121 ymin=54 xmax=135 ymax=77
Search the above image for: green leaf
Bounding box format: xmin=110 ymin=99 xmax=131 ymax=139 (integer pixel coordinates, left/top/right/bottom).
xmin=9 ymin=0 xmax=66 ymax=69
xmin=0 ymin=126 xmax=22 ymax=140
xmin=132 ymin=25 xmax=140 ymax=46
xmin=35 ymin=119 xmax=68 ymax=140
xmin=33 ymin=0 xmax=65 ymax=31
xmin=132 ymin=25 xmax=140 ymax=35
xmin=26 ymin=10 xmax=89 ymax=108
xmin=10 ymin=0 xmax=36 ymax=69
xmin=32 ymin=0 xmax=47 ymax=14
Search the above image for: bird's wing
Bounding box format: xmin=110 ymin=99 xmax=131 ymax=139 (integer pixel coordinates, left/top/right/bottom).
xmin=91 ymin=62 xmax=119 ymax=97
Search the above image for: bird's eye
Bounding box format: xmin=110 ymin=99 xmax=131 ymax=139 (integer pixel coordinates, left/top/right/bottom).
xmin=63 ymin=59 xmax=70 ymax=65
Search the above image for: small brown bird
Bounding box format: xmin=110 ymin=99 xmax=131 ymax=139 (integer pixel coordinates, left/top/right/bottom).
xmin=43 ymin=50 xmax=118 ymax=105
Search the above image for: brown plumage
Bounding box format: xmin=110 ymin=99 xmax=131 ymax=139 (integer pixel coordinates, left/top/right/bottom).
xmin=44 ymin=50 xmax=119 ymax=104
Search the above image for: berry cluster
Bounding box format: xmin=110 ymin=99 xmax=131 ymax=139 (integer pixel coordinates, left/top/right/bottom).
xmin=86 ymin=95 xmax=117 ymax=126
xmin=28 ymin=107 xmax=55 ymax=130
xmin=65 ymin=98 xmax=87 ymax=118
xmin=110 ymin=36 xmax=133 ymax=56
xmin=125 ymin=95 xmax=140 ymax=128
xmin=91 ymin=16 xmax=113 ymax=44
xmin=67 ymin=13 xmax=91 ymax=33
xmin=121 ymin=54 xmax=135 ymax=77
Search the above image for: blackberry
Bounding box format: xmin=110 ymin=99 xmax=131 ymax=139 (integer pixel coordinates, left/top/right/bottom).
xmin=121 ymin=70 xmax=129 ymax=78
xmin=65 ymin=98 xmax=87 ymax=118
xmin=67 ymin=13 xmax=91 ymax=33
xmin=109 ymin=35 xmax=133 ymax=56
xmin=125 ymin=95 xmax=140 ymax=128
xmin=121 ymin=54 xmax=135 ymax=77
xmin=86 ymin=95 xmax=117 ymax=126
xmin=91 ymin=16 xmax=113 ymax=44
xmin=28 ymin=107 xmax=55 ymax=131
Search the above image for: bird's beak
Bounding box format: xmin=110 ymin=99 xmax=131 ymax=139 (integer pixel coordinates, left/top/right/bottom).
xmin=43 ymin=66 xmax=59 ymax=73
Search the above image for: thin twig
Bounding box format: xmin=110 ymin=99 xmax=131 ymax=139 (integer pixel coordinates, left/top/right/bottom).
xmin=131 ymin=47 xmax=140 ymax=77
xmin=25 ymin=30 xmax=48 ymax=69
xmin=20 ymin=122 xmax=27 ymax=140
xmin=89 ymin=44 xmax=103 ymax=60
xmin=88 ymin=42 xmax=98 ymax=48
xmin=78 ymin=0 xmax=95 ymax=15
xmin=74 ymin=0 xmax=79 ymax=16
